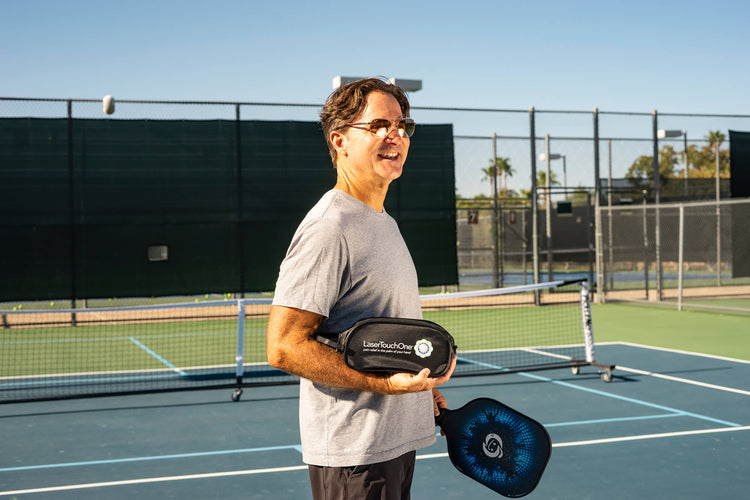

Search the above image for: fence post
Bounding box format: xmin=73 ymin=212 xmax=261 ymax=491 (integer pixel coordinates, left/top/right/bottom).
xmin=678 ymin=205 xmax=684 ymax=311
xmin=642 ymin=191 xmax=650 ymax=300
xmin=529 ymin=107 xmax=540 ymax=305
xmin=588 ymin=191 xmax=597 ymax=295
xmin=67 ymin=99 xmax=77 ymax=326
xmin=235 ymin=104 xmax=246 ymax=297
xmin=607 ymin=139 xmax=614 ymax=292
xmin=492 ymin=133 xmax=499 ymax=288
xmin=544 ymin=134 xmax=553 ymax=284
xmin=652 ymin=110 xmax=662 ymax=301
xmin=715 ymin=141 xmax=722 ymax=287
xmin=593 ymin=108 xmax=602 ymax=303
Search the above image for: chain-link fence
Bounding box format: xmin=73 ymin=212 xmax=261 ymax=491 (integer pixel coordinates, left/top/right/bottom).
xmin=597 ymin=198 xmax=750 ymax=313
xmin=2 ymin=96 xmax=750 ymax=304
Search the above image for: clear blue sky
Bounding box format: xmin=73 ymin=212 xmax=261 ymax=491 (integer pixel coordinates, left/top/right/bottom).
xmin=2 ymin=0 xmax=749 ymax=195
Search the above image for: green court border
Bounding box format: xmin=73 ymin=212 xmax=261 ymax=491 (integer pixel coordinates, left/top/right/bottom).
xmin=591 ymin=303 xmax=750 ymax=361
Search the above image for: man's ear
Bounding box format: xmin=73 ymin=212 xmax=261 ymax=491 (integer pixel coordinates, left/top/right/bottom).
xmin=330 ymin=130 xmax=347 ymax=158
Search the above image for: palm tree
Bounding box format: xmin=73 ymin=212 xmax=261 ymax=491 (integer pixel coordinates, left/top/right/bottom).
xmin=481 ymin=166 xmax=497 ymax=200
xmin=482 ymin=157 xmax=514 ymax=197
xmin=537 ymin=171 xmax=559 ymax=205
xmin=705 ymin=130 xmax=727 ymax=185
xmin=705 ymin=130 xmax=726 ymax=150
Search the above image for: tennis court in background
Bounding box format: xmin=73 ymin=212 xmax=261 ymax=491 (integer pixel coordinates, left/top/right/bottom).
xmin=1 ymin=341 xmax=748 ymax=499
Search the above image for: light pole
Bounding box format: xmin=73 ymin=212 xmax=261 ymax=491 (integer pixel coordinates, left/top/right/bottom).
xmin=539 ymin=152 xmax=567 ymax=195
xmin=657 ymin=129 xmax=688 ymax=198
xmin=539 ymin=138 xmax=567 ymax=283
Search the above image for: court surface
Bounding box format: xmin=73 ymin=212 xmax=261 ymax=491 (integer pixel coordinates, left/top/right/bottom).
xmin=1 ymin=342 xmax=749 ymax=499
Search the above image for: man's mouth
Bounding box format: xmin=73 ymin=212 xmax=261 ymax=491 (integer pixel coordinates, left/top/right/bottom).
xmin=378 ymin=151 xmax=399 ymax=160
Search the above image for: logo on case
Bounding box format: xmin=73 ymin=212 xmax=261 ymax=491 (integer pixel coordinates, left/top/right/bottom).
xmin=414 ymin=339 xmax=433 ymax=358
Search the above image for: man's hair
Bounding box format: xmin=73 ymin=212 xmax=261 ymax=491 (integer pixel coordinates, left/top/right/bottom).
xmin=320 ymin=77 xmax=411 ymax=167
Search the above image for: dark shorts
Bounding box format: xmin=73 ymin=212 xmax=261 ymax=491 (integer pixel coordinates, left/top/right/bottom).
xmin=308 ymin=450 xmax=417 ymax=500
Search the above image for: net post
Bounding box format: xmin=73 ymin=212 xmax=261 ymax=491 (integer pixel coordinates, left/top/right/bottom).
xmin=579 ymin=281 xmax=595 ymax=362
xmin=235 ymin=299 xmax=246 ymax=386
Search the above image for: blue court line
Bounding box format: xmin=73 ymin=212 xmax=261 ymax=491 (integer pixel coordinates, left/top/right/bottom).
xmin=129 ymin=337 xmax=188 ymax=376
xmin=0 ymin=445 xmax=304 ymax=473
xmin=457 ymin=355 xmax=742 ymax=428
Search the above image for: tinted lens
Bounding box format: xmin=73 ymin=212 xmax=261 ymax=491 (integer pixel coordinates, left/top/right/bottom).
xmin=369 ymin=119 xmax=392 ymax=138
xmin=367 ymin=119 xmax=416 ymax=138
xmin=401 ymin=119 xmax=416 ymax=137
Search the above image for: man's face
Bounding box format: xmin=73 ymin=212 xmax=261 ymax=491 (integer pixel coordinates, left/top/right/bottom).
xmin=335 ymin=91 xmax=410 ymax=187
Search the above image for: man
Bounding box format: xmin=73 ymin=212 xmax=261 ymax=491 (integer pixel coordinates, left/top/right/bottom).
xmin=266 ymin=77 xmax=456 ymax=499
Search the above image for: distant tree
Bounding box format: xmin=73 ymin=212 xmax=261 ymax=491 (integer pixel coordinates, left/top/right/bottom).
xmin=686 ymin=130 xmax=730 ymax=178
xmin=569 ymin=186 xmax=591 ymax=203
xmin=535 ymin=171 xmax=560 ymax=204
xmin=537 ymin=170 xmax=559 ymax=188
xmin=481 ymin=165 xmax=497 ymax=198
xmin=482 ymin=157 xmax=514 ymax=197
xmin=706 ymin=130 xmax=726 ymax=150
xmin=516 ymin=172 xmax=559 ymax=202
xmin=625 ymin=144 xmax=680 ymax=188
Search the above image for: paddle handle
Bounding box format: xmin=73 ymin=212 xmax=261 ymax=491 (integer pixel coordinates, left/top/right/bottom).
xmin=435 ymin=407 xmax=448 ymax=427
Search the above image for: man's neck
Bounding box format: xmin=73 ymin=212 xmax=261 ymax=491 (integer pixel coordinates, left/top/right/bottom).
xmin=333 ymin=178 xmax=389 ymax=212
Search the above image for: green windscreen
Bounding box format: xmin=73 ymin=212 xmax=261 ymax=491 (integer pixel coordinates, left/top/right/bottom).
xmin=0 ymin=118 xmax=457 ymax=301
xmin=729 ymin=130 xmax=750 ymax=277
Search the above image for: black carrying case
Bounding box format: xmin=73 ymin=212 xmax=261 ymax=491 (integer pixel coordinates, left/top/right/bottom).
xmin=315 ymin=317 xmax=457 ymax=377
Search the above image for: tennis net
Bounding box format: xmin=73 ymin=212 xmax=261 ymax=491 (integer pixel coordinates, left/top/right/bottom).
xmin=1 ymin=279 xmax=611 ymax=403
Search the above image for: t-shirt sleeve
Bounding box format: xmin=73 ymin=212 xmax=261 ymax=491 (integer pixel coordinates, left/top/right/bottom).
xmin=272 ymin=218 xmax=349 ymax=318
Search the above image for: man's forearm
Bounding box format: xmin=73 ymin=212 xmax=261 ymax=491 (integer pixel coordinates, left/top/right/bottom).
xmin=266 ymin=305 xmax=453 ymax=395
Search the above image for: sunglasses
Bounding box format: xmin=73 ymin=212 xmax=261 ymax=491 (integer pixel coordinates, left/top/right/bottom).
xmin=345 ymin=118 xmax=416 ymax=138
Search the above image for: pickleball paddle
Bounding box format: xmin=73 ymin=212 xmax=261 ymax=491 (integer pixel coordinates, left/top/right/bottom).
xmin=435 ymin=398 xmax=551 ymax=497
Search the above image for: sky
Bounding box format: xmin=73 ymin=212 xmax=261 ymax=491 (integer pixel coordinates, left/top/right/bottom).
xmin=2 ymin=0 xmax=749 ymax=196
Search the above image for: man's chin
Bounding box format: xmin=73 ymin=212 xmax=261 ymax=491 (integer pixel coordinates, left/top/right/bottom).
xmin=376 ymin=162 xmax=404 ymax=181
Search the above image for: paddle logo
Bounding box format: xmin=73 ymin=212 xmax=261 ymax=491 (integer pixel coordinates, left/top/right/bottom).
xmin=414 ymin=339 xmax=433 ymax=358
xmin=482 ymin=432 xmax=503 ymax=459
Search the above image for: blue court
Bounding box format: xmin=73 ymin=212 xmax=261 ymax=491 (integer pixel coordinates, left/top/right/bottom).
xmin=1 ymin=342 xmax=748 ymax=499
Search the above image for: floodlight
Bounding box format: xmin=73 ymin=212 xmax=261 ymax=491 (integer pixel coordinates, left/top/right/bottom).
xmin=332 ymin=76 xmax=422 ymax=92
xmin=387 ymin=78 xmax=422 ymax=92
xmin=657 ymin=129 xmax=684 ymax=139
xmin=332 ymin=76 xmax=363 ymax=89
xmin=539 ymin=153 xmax=563 ymax=161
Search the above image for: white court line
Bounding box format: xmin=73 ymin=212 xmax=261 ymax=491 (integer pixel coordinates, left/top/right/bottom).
xmin=3 ymin=426 xmax=749 ymax=497
xmin=522 ymin=344 xmax=750 ymax=396
xmin=602 ymin=341 xmax=750 ymax=365
xmin=552 ymin=425 xmax=750 ymax=447
xmin=0 ymin=465 xmax=310 ymax=496
xmin=599 ymin=341 xmax=750 ymax=395
xmin=615 ymin=365 xmax=750 ymax=396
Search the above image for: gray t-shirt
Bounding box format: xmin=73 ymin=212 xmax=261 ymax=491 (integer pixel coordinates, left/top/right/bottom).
xmin=272 ymin=189 xmax=436 ymax=467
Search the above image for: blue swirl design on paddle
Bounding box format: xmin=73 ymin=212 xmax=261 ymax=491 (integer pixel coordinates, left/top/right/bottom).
xmin=439 ymin=398 xmax=551 ymax=497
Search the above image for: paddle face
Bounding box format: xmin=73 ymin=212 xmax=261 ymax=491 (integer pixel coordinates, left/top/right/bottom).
xmin=435 ymin=398 xmax=551 ymax=498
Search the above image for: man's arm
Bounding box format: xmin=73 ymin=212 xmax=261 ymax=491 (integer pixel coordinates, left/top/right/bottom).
xmin=266 ymin=305 xmax=456 ymax=395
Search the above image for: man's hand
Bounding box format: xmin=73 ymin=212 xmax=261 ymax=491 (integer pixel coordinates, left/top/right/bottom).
xmin=385 ymin=354 xmax=457 ymax=395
